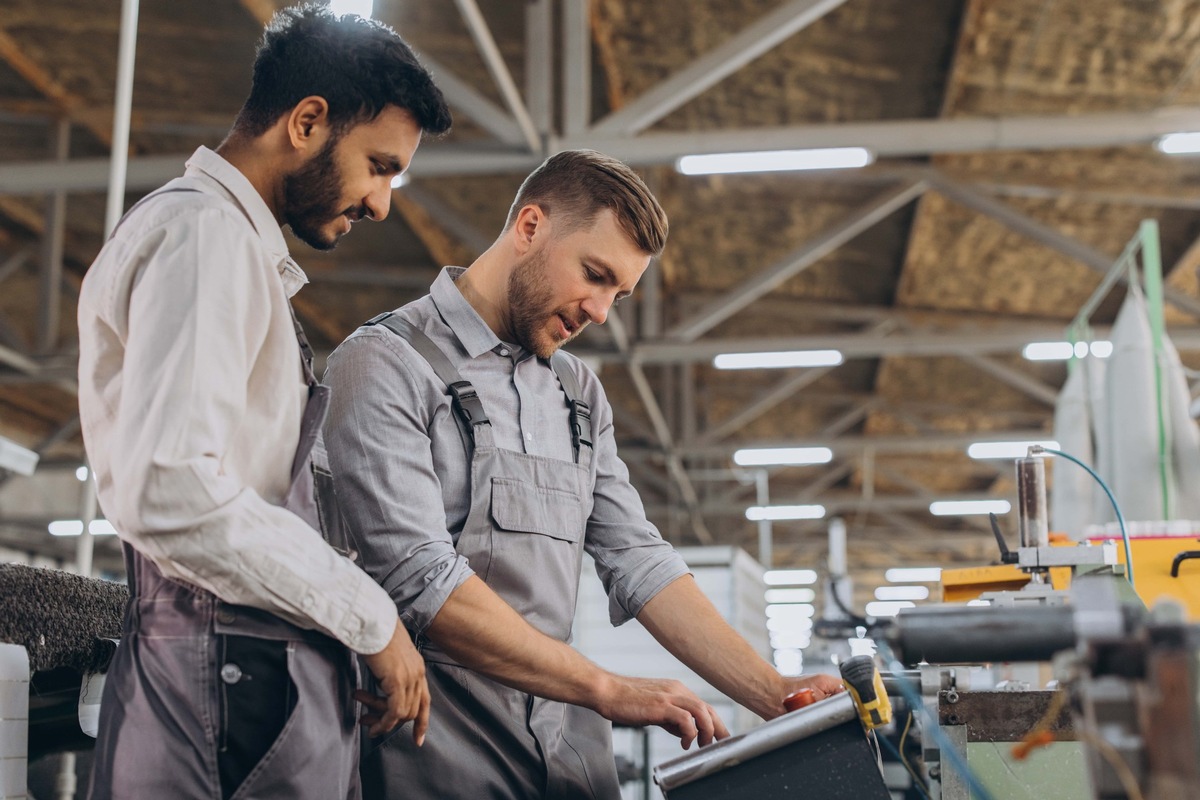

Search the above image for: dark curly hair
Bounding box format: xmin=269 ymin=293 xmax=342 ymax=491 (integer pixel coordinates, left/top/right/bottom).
xmin=231 ymin=3 xmax=451 ymax=138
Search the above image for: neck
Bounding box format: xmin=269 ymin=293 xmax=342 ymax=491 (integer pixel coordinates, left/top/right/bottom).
xmin=215 ymin=134 xmax=286 ymax=224
xmin=456 ymin=244 xmax=514 ymax=341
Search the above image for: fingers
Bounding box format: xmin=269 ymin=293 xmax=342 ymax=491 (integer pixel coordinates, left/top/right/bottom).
xmin=692 ymin=702 xmax=716 ymax=747
xmin=412 ymin=685 xmax=431 ymax=747
xmin=708 ymin=704 xmax=731 ymax=741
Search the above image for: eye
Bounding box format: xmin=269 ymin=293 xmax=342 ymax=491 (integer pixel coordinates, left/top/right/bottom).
xmin=583 ymin=265 xmax=603 ymax=283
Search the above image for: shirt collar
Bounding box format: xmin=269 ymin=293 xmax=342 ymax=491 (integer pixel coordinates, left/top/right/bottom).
xmin=183 ymin=146 xmax=309 ymax=298
xmin=430 ymin=267 xmax=508 ymax=359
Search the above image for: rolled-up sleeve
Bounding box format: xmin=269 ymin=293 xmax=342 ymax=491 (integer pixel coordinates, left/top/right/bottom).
xmin=323 ymin=329 xmax=475 ymax=634
xmin=580 ymin=372 xmax=690 ymax=626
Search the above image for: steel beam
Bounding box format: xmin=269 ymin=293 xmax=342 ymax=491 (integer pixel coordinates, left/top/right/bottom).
xmin=600 ymin=323 xmax=1200 ymax=364
xmin=0 ymin=246 xmax=32 ymax=285
xmin=37 ymin=117 xmax=69 ymax=354
xmin=589 ymin=0 xmax=849 ymax=136
xmin=400 ymin=183 xmax=494 ymax=256
xmin=414 ymin=52 xmax=526 ymax=146
xmin=453 ymin=0 xmax=542 ymax=153
xmin=622 ymin=428 xmax=1049 ymax=460
xmin=561 ymin=0 xmax=590 ymax=136
xmin=664 ymin=181 xmax=927 ymax=341
xmin=696 ymin=366 xmax=836 ymax=446
xmin=927 ymin=171 xmax=1200 ymax=319
xmin=607 ymin=314 xmax=712 ymax=543
xmin=957 ymin=353 xmax=1059 ymax=407
xmin=648 ymin=491 xmax=1005 ymax=517
xmin=18 ymin=109 xmax=1200 ymax=191
xmin=525 ymin=0 xmax=553 ymax=138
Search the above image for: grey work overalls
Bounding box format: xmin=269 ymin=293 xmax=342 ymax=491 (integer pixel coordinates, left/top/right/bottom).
xmin=359 ymin=314 xmax=622 ymax=800
xmin=88 ymin=186 xmax=360 ymax=800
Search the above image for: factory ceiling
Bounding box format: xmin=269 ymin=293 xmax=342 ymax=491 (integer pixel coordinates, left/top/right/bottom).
xmin=1 ymin=0 xmax=1199 ymax=599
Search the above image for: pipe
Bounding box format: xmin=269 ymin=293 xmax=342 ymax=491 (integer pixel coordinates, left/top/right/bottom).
xmin=653 ymin=692 xmax=858 ymax=790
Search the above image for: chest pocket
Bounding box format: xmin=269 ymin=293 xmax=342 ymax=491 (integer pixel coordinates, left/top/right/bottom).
xmin=490 ymin=478 xmax=585 ymax=543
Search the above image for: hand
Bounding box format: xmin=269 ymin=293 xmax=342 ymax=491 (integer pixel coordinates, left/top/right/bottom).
xmin=358 ymin=620 xmax=431 ymax=743
xmin=592 ymin=674 xmax=731 ymax=750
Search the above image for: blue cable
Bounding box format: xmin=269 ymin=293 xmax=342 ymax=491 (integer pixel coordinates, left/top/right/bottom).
xmin=1033 ymin=446 xmax=1134 ymax=588
xmin=875 ymin=641 xmax=998 ymax=800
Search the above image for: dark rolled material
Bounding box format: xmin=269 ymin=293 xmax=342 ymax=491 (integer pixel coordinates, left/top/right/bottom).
xmin=887 ymin=604 xmax=1077 ymax=665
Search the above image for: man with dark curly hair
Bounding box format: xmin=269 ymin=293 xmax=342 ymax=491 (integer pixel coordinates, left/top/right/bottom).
xmin=77 ymin=6 xmax=451 ymax=799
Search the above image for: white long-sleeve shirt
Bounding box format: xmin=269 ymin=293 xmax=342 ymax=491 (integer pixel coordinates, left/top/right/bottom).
xmin=77 ymin=146 xmax=396 ymax=655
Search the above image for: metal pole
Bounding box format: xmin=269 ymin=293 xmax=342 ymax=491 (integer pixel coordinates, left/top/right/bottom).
xmin=756 ymin=470 xmax=773 ymax=568
xmin=1016 ymin=456 xmax=1049 ymax=583
xmin=104 ymin=0 xmax=140 ymax=237
xmin=75 ymin=465 xmax=97 ymax=577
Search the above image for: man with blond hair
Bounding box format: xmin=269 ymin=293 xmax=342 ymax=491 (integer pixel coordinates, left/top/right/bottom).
xmin=324 ymin=149 xmax=843 ymax=799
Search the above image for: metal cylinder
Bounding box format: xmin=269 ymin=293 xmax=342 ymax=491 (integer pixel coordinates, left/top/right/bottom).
xmin=886 ymin=605 xmax=1076 ymax=665
xmin=653 ymin=693 xmax=858 ymax=791
xmin=1016 ymin=457 xmax=1049 ymax=550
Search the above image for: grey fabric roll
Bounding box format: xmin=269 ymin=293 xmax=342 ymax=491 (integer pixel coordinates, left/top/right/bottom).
xmin=0 ymin=564 xmax=127 ymax=673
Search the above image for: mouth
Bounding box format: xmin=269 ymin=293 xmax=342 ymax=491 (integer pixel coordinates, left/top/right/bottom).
xmin=556 ymin=313 xmax=586 ymax=339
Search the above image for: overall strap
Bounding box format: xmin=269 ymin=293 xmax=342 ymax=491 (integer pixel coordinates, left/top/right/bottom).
xmin=364 ymin=312 xmax=493 ymax=447
xmin=549 ymin=353 xmax=593 ymax=465
xmin=285 ymin=299 xmax=319 ymax=393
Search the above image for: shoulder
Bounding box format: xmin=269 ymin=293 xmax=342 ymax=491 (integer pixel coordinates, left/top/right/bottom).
xmin=114 ymin=182 xmax=252 ymax=246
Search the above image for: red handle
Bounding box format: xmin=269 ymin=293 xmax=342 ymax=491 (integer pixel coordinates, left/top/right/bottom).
xmin=783 ymin=688 xmax=816 ymax=712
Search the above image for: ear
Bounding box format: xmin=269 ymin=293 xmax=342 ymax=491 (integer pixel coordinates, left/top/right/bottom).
xmin=510 ymin=204 xmax=545 ymax=255
xmin=285 ymin=96 xmax=332 ymax=153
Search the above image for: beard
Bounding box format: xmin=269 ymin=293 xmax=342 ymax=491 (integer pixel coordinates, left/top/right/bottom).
xmin=281 ymin=135 xmax=360 ymax=251
xmin=507 ymin=248 xmax=586 ymax=358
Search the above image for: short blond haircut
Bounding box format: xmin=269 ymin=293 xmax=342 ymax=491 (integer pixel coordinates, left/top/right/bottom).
xmin=504 ymin=150 xmax=668 ymax=257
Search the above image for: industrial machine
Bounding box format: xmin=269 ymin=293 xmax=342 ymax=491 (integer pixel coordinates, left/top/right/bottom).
xmin=877 ymin=451 xmax=1200 ymax=800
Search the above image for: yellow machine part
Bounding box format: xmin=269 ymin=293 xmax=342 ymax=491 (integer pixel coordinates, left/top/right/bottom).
xmin=1106 ymin=537 xmax=1200 ymax=621
xmin=940 ymin=563 xmax=1071 ymax=603
xmin=939 ymin=536 xmax=1200 ymax=621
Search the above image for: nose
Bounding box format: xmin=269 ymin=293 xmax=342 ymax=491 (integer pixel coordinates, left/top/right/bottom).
xmin=363 ymin=180 xmax=392 ymax=222
xmin=580 ymin=292 xmax=614 ymax=326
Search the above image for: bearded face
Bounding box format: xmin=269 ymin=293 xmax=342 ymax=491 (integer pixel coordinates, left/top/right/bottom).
xmin=506 ymin=246 xmax=589 ymax=358
xmin=281 ymin=134 xmax=365 ymax=251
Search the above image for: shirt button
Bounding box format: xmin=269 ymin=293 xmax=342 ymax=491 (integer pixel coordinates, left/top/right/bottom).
xmin=525 ymin=433 xmax=533 ymax=441
xmin=220 ymin=663 xmax=243 ymax=684
xmin=302 ymin=595 xmax=314 ymax=610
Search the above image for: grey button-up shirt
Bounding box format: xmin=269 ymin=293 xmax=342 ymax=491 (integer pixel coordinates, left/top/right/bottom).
xmin=323 ymin=267 xmax=689 ymax=635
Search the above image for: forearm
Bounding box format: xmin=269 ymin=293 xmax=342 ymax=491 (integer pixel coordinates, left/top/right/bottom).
xmin=637 ymin=575 xmax=786 ymax=719
xmin=425 ymin=575 xmax=608 ymax=708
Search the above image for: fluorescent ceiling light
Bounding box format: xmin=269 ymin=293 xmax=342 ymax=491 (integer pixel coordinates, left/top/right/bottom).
xmin=874 ymin=585 xmax=929 ymax=601
xmin=678 ymin=147 xmax=874 ymax=175
xmin=929 ymin=499 xmax=1012 ymax=516
xmin=75 ymin=465 xmax=89 ymax=482
xmin=770 ymin=631 xmax=812 ymax=649
xmin=767 ymin=616 xmax=812 ymax=633
xmin=765 ymin=588 xmax=816 ymax=604
xmin=1157 ymin=131 xmax=1200 ymax=154
xmin=766 ymin=603 xmax=816 ymax=619
xmin=713 ymin=350 xmax=843 ymax=370
xmin=865 ymin=600 xmax=915 ymax=617
xmin=1023 ymin=340 xmax=1112 ymax=360
xmin=329 ymin=0 xmax=373 ymax=18
xmin=885 ymin=567 xmax=942 ymax=583
xmin=48 ymin=519 xmax=117 ymax=536
xmin=967 ymin=440 xmax=1060 ymax=460
xmin=0 ymin=436 xmax=38 ymax=476
xmin=390 ymin=173 xmax=410 ymax=189
xmin=746 ymin=504 xmax=826 ymax=521
xmin=734 ymin=447 xmax=833 ymax=467
xmin=764 ymin=569 xmax=818 ymax=586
